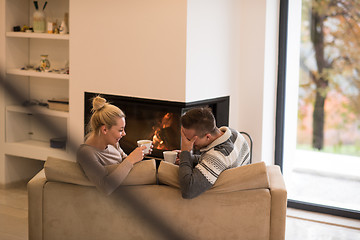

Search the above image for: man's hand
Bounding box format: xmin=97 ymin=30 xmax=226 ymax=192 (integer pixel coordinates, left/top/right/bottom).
xmin=181 ymin=127 xmax=197 ymax=152
xmin=172 ymin=150 xmax=181 ymax=165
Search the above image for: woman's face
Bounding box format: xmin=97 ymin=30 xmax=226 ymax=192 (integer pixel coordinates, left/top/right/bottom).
xmin=104 ymin=117 xmax=126 ymax=146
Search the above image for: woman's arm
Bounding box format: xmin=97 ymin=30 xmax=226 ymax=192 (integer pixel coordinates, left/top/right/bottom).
xmin=77 ymin=148 xmax=134 ymax=195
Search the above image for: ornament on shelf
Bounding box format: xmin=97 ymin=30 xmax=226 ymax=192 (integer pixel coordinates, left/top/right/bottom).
xmin=59 ymin=20 xmax=68 ymax=35
xmin=33 ymin=1 xmax=48 ymax=33
xmin=40 ymin=55 xmax=50 ymax=72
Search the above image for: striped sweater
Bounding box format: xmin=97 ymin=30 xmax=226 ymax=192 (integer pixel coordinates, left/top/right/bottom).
xmin=179 ymin=127 xmax=250 ymax=199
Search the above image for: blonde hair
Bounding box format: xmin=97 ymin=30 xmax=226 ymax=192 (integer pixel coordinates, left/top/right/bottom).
xmin=86 ymin=96 xmax=125 ymax=136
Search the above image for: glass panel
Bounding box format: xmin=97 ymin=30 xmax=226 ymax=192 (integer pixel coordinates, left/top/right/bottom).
xmin=283 ymin=0 xmax=360 ymax=212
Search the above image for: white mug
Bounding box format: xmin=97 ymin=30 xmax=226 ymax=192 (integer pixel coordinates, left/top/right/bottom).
xmin=137 ymin=140 xmax=152 ymax=154
xmin=163 ymin=151 xmax=177 ymax=164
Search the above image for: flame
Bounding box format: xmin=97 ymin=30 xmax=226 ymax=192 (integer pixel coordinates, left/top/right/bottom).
xmin=161 ymin=113 xmax=172 ymax=128
xmin=152 ymin=113 xmax=174 ymax=150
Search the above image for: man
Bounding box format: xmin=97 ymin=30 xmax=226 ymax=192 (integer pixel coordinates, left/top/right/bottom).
xmin=179 ymin=107 xmax=250 ymax=199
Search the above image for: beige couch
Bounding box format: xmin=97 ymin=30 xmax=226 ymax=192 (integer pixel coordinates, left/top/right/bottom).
xmin=28 ymin=157 xmax=287 ymax=240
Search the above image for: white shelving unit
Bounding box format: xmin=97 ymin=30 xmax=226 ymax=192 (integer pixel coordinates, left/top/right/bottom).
xmin=5 ymin=105 xmax=69 ymax=161
xmin=6 ymin=31 xmax=69 ymax=40
xmin=4 ymin=140 xmax=69 ymax=161
xmin=6 ymin=68 xmax=69 ymax=79
xmin=6 ymin=105 xmax=69 ymax=118
xmin=0 ymin=0 xmax=70 ymax=186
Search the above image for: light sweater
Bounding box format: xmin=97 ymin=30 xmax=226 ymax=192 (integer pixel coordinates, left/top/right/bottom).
xmin=77 ymin=143 xmax=134 ymax=195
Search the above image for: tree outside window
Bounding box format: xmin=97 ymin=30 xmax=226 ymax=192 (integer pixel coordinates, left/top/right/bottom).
xmin=297 ymin=0 xmax=360 ymax=156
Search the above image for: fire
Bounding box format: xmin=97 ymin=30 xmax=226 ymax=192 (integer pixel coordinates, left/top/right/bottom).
xmin=152 ymin=113 xmax=174 ymax=150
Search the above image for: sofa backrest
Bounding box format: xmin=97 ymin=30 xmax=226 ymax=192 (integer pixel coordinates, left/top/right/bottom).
xmin=44 ymin=157 xmax=270 ymax=193
xmin=158 ymin=161 xmax=270 ymax=192
xmin=44 ymin=156 xmax=157 ymax=186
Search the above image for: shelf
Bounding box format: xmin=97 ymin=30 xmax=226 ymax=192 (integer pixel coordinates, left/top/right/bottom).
xmin=1 ymin=0 xmax=71 ymax=186
xmin=6 ymin=105 xmax=69 ymax=118
xmin=6 ymin=68 xmax=69 ymax=79
xmin=6 ymin=31 xmax=69 ymax=40
xmin=4 ymin=140 xmax=70 ymax=161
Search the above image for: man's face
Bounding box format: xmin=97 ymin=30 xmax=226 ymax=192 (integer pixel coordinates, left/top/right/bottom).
xmin=182 ymin=127 xmax=209 ymax=150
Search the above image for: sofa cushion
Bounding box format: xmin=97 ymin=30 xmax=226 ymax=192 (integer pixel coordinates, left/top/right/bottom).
xmin=44 ymin=157 xmax=157 ymax=186
xmin=158 ymin=161 xmax=270 ymax=193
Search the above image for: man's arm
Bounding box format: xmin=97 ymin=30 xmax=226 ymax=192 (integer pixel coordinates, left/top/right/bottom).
xmin=179 ymin=151 xmax=212 ymax=199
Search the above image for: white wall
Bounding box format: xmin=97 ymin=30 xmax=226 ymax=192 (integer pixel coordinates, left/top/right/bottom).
xmin=236 ymin=0 xmax=267 ymax=163
xmin=185 ymin=0 xmax=238 ymax=102
xmin=71 ymin=0 xmax=187 ymax=101
xmin=231 ymin=0 xmax=279 ymax=164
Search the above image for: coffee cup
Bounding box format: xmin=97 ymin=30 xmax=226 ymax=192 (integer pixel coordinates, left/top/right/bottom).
xmin=137 ymin=140 xmax=152 ymax=154
xmin=163 ymin=151 xmax=177 ymax=164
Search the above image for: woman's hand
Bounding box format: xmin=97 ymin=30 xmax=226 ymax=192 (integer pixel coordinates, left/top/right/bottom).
xmin=126 ymin=145 xmax=146 ymax=164
xmin=146 ymin=144 xmax=154 ymax=155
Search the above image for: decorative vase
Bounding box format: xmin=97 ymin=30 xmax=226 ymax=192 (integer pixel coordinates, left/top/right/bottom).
xmin=59 ymin=20 xmax=68 ymax=35
xmin=33 ymin=10 xmax=46 ymax=33
xmin=40 ymin=55 xmax=50 ymax=71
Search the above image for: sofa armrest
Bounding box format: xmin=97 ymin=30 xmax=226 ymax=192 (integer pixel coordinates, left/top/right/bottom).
xmin=267 ymin=165 xmax=287 ymax=240
xmin=28 ymin=169 xmax=47 ymax=240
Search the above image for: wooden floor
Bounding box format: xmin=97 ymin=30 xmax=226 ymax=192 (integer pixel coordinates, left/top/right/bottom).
xmin=0 ymin=183 xmax=28 ymax=240
xmin=1 ymin=183 xmax=360 ymax=240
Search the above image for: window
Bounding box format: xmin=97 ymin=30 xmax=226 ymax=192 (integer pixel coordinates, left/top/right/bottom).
xmin=276 ymin=0 xmax=360 ymax=219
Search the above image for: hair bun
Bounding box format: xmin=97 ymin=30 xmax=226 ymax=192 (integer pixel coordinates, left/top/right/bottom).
xmin=92 ymin=96 xmax=107 ymax=111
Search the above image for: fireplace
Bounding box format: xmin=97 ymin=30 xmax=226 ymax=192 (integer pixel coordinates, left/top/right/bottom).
xmin=84 ymin=92 xmax=229 ymax=158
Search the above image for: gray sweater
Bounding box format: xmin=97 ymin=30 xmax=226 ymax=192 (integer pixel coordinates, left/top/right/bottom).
xmin=179 ymin=127 xmax=250 ymax=199
xmin=77 ymin=143 xmax=134 ymax=195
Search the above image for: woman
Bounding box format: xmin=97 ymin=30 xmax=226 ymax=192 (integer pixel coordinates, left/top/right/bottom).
xmin=77 ymin=96 xmax=148 ymax=195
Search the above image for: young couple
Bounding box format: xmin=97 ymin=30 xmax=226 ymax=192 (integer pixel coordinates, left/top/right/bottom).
xmin=77 ymin=96 xmax=251 ymax=198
